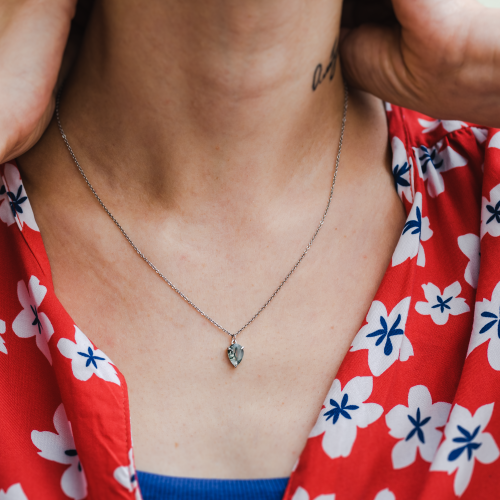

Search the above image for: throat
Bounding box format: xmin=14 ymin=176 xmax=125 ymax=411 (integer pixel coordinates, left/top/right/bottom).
xmin=59 ymin=0 xmax=345 ymax=208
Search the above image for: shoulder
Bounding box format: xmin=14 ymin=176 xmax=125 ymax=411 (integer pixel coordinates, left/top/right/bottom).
xmin=386 ymin=104 xmax=500 ymax=295
xmin=386 ymin=104 xmax=491 ymax=151
xmin=386 ymin=104 xmax=500 ymax=211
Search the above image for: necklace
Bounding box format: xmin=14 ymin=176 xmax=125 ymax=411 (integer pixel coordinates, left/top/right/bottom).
xmin=55 ymin=85 xmax=348 ymax=368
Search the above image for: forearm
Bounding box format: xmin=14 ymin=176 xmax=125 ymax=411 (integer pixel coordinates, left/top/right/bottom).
xmin=409 ymin=8 xmax=500 ymax=126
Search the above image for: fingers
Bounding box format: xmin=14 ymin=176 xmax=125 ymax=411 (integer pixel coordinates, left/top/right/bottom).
xmin=340 ymin=24 xmax=420 ymax=109
xmin=340 ymin=7 xmax=500 ymax=126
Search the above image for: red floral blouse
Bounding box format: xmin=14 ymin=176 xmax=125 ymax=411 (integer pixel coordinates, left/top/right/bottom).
xmin=1 ymin=106 xmax=500 ymax=500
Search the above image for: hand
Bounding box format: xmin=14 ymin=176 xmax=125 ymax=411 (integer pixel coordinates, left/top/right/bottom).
xmin=340 ymin=0 xmax=500 ymax=127
xmin=0 ymin=0 xmax=77 ymax=164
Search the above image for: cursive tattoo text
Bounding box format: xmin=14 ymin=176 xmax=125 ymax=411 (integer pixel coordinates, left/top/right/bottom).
xmin=312 ymin=38 xmax=338 ymax=91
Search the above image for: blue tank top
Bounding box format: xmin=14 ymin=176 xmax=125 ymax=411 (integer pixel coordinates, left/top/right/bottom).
xmin=137 ymin=471 xmax=289 ymax=500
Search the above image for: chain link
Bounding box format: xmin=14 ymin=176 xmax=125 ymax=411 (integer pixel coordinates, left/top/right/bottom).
xmin=55 ymin=84 xmax=348 ymax=340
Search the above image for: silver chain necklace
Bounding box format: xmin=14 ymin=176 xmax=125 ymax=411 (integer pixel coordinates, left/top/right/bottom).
xmin=55 ymin=85 xmax=348 ymax=368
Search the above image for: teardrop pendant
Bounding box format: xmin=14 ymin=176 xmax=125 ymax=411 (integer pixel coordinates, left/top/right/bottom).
xmin=227 ymin=338 xmax=244 ymax=368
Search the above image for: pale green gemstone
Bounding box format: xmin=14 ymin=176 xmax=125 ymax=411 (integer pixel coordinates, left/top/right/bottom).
xmin=227 ymin=343 xmax=244 ymax=367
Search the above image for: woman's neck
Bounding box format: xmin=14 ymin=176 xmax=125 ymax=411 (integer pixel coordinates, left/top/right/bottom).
xmin=58 ymin=0 xmax=344 ymax=212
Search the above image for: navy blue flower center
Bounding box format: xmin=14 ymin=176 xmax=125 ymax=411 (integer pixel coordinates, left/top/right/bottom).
xmin=402 ymin=207 xmax=422 ymax=237
xmin=65 ymin=449 xmax=82 ymax=471
xmin=393 ymin=161 xmax=411 ymax=192
xmin=431 ymin=295 xmax=453 ymax=313
xmin=406 ymin=407 xmax=431 ymax=444
xmin=0 ymin=184 xmax=28 ymax=218
xmin=479 ymin=307 xmax=500 ymax=339
xmin=324 ymin=393 xmax=359 ymax=425
xmin=366 ymin=313 xmax=404 ymax=356
xmin=486 ymin=200 xmax=500 ymax=225
xmin=30 ymin=305 xmax=43 ymax=334
xmin=78 ymin=346 xmax=106 ymax=369
xmin=419 ymin=146 xmax=444 ymax=174
xmin=448 ymin=425 xmax=482 ymax=462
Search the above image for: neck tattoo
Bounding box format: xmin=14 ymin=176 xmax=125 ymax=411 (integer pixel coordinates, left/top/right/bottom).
xmin=312 ymin=38 xmax=339 ymax=92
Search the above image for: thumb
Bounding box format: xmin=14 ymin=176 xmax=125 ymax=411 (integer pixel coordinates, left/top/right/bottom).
xmin=0 ymin=0 xmax=76 ymax=164
xmin=340 ymin=24 xmax=420 ymax=110
xmin=0 ymin=91 xmax=56 ymax=164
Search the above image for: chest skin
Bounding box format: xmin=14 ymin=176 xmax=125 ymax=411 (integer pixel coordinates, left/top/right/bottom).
xmin=18 ymin=93 xmax=407 ymax=479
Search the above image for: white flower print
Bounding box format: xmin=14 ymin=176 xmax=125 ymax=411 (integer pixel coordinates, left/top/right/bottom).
xmin=417 ymin=120 xmax=487 ymax=144
xmin=0 ymin=318 xmax=6 ymax=354
xmin=418 ymin=119 xmax=467 ymax=134
xmin=309 ymin=376 xmax=383 ymax=459
xmin=413 ymin=142 xmax=467 ymax=198
xmin=374 ymin=489 xmax=396 ymax=500
xmin=386 ymin=385 xmax=451 ymax=470
xmin=391 ymin=136 xmax=413 ymax=203
xmin=58 ymin=326 xmax=120 ymax=385
xmin=467 ymin=281 xmax=500 ymax=370
xmin=31 ymin=404 xmax=88 ymax=500
xmin=391 ymin=192 xmax=433 ymax=268
xmin=0 ymin=484 xmax=28 ymax=500
xmin=488 ymin=131 xmax=500 ymax=149
xmin=291 ymin=486 xmax=335 ymax=500
xmin=470 ymin=127 xmax=488 ymax=144
xmin=431 ymin=403 xmax=499 ymax=497
xmin=480 ymin=183 xmax=500 ymax=239
xmin=114 ymin=448 xmax=142 ymax=500
xmin=0 ymin=163 xmax=39 ymax=232
xmin=415 ymin=282 xmax=470 ymax=326
xmin=351 ymin=297 xmax=413 ymax=377
xmin=12 ymin=276 xmax=54 ymax=364
xmin=457 ymin=234 xmax=480 ymax=289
